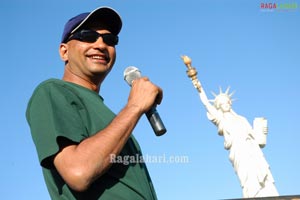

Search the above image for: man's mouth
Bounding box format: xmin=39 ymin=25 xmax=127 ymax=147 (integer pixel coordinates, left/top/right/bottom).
xmin=89 ymin=55 xmax=110 ymax=63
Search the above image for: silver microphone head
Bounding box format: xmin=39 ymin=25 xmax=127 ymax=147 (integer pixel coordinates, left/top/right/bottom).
xmin=123 ymin=66 xmax=142 ymax=86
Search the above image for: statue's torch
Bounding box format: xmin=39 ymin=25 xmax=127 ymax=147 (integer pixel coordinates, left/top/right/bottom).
xmin=181 ymin=55 xmax=202 ymax=93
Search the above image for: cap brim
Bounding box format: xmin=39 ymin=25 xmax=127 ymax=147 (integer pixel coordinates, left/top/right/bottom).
xmin=71 ymin=7 xmax=122 ymax=35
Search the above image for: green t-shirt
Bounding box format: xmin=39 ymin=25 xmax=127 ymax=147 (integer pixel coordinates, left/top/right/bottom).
xmin=26 ymin=79 xmax=157 ymax=200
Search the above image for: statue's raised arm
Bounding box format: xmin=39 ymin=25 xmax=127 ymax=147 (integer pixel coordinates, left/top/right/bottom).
xmin=181 ymin=55 xmax=218 ymax=117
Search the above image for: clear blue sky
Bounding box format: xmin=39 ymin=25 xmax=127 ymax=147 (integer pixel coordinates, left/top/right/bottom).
xmin=1 ymin=0 xmax=299 ymax=199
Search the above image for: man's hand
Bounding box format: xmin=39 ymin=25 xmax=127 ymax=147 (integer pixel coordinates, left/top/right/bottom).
xmin=127 ymin=77 xmax=163 ymax=114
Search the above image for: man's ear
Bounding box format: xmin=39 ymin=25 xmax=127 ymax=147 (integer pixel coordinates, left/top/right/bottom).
xmin=59 ymin=43 xmax=68 ymax=62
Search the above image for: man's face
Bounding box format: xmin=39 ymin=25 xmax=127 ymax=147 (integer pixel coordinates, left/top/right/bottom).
xmin=61 ymin=28 xmax=117 ymax=83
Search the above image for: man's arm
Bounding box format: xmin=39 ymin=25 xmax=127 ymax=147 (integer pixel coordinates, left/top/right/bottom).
xmin=53 ymin=77 xmax=162 ymax=192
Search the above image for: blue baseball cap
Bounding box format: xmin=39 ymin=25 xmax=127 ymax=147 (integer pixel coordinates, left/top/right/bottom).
xmin=61 ymin=7 xmax=122 ymax=43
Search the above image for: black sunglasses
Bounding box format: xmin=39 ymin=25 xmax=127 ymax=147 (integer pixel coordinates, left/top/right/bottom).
xmin=67 ymin=29 xmax=119 ymax=46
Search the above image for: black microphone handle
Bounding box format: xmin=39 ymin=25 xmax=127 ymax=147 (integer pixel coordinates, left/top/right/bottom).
xmin=145 ymin=107 xmax=167 ymax=136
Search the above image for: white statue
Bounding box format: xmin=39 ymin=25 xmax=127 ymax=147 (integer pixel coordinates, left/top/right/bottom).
xmin=181 ymin=56 xmax=279 ymax=198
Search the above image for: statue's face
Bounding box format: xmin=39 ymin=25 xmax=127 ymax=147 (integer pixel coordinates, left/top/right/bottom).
xmin=217 ymin=96 xmax=232 ymax=112
xmin=220 ymin=101 xmax=231 ymax=112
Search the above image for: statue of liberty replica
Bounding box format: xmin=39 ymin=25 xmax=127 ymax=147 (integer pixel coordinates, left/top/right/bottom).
xmin=181 ymin=55 xmax=279 ymax=198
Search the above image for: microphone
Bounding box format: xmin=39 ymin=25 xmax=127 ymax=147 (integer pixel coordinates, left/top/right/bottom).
xmin=124 ymin=66 xmax=167 ymax=136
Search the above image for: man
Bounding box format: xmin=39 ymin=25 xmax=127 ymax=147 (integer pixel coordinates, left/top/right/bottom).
xmin=26 ymin=6 xmax=162 ymax=199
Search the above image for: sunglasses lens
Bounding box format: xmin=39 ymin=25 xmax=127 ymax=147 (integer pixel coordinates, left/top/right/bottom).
xmin=81 ymin=31 xmax=99 ymax=43
xmin=102 ymin=34 xmax=119 ymax=46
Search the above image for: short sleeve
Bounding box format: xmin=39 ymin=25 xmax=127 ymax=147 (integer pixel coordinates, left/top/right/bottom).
xmin=26 ymin=82 xmax=88 ymax=168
